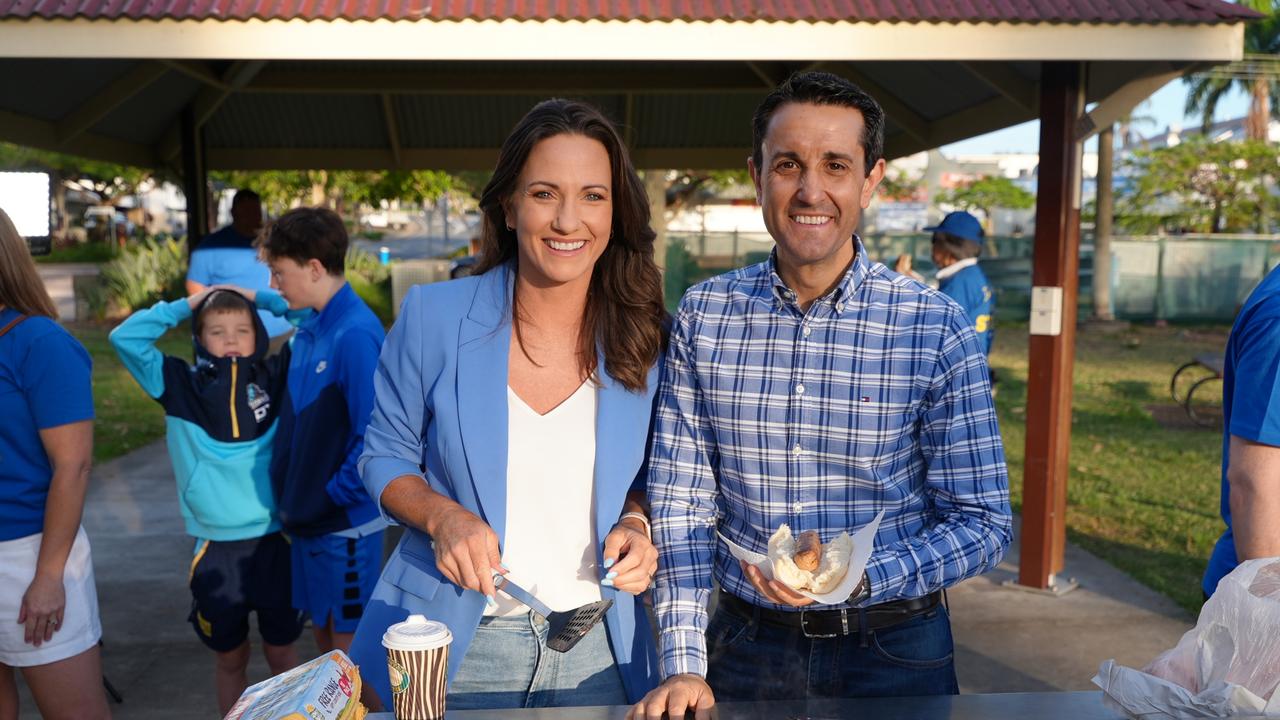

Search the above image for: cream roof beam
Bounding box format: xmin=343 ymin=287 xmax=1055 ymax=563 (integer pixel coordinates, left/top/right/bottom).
xmin=381 ymin=93 xmax=402 ymax=169
xmin=157 ymin=60 xmax=268 ymax=163
xmin=0 ymin=19 xmax=1245 ymax=63
xmin=958 ymin=62 xmax=1038 ymax=113
xmin=55 ymin=62 xmax=169 ymax=145
xmin=0 ymin=107 xmax=154 ymax=167
xmin=834 ymin=64 xmax=931 ymax=144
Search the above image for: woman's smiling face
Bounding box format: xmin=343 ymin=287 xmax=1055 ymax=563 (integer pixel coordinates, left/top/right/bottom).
xmin=505 ymin=133 xmax=613 ymax=289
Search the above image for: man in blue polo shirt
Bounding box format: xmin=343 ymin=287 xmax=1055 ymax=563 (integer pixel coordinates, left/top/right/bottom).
xmin=255 ymin=206 xmax=387 ymax=655
xmin=1204 ymin=264 xmax=1280 ymax=598
xmin=924 ymin=211 xmax=994 ymax=356
xmin=187 ymin=189 xmax=292 ymax=342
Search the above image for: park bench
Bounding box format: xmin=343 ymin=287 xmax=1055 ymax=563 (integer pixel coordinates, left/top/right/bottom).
xmin=1170 ymin=353 xmax=1225 ymax=428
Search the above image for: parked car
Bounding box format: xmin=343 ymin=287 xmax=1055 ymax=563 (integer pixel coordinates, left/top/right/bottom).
xmin=361 ymin=209 xmax=411 ymax=231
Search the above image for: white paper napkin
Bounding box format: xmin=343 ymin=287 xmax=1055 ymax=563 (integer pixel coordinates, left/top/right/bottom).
xmin=718 ymin=510 xmax=885 ymax=604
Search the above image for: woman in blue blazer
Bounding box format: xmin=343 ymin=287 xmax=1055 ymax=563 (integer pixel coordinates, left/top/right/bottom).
xmin=350 ymin=99 xmax=667 ymax=710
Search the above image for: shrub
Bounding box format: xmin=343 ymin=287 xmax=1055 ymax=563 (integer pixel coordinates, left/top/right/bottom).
xmin=346 ymin=245 xmax=393 ymax=326
xmin=346 ymin=245 xmax=390 ymax=284
xmin=101 ymin=237 xmax=188 ymax=313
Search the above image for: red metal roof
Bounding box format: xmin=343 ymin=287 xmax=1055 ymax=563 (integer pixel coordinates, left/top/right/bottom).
xmin=0 ymin=0 xmax=1261 ymax=23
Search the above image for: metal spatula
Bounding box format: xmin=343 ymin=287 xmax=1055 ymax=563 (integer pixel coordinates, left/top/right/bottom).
xmin=491 ymin=571 xmax=613 ymax=652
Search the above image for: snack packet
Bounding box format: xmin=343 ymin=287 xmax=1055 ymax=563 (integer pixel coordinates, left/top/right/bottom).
xmin=224 ymin=650 xmax=367 ymax=720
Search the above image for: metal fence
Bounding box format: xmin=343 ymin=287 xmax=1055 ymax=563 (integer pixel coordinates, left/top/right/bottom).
xmin=664 ymin=231 xmax=1280 ymax=322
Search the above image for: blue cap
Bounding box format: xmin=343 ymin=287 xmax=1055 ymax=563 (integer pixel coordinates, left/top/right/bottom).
xmin=924 ymin=211 xmax=984 ymax=245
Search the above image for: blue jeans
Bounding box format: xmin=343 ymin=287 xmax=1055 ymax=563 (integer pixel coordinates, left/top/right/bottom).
xmin=704 ymin=598 xmax=959 ymax=700
xmin=448 ymin=611 xmax=626 ymax=709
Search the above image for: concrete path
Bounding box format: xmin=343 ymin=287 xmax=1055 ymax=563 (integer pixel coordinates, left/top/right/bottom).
xmin=15 ymin=440 xmax=1194 ymax=718
xmin=36 ymin=263 xmax=100 ymax=322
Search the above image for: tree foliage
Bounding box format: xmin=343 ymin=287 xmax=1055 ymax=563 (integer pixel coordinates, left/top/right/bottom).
xmin=1117 ymin=137 xmax=1280 ymax=233
xmin=0 ymin=142 xmax=155 ymax=203
xmin=935 ymin=175 xmax=1035 ymax=218
xmin=1183 ymin=0 xmax=1280 ymax=140
xmin=664 ymin=170 xmax=752 ymax=215
xmin=211 ymin=169 xmax=462 ymax=217
xmin=878 ymin=168 xmax=924 ymax=201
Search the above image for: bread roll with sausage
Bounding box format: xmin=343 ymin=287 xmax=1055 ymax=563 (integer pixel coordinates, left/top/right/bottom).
xmin=793 ymin=530 xmax=822 ymax=571
xmin=766 ymin=524 xmax=853 ymax=594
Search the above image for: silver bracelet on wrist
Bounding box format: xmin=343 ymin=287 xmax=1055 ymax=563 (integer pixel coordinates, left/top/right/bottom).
xmin=618 ymin=511 xmax=652 ymax=540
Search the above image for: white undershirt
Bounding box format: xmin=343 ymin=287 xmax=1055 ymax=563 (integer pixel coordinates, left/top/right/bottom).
xmin=489 ymin=382 xmax=602 ymax=616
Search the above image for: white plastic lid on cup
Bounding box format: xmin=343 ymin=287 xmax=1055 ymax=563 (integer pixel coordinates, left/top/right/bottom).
xmin=383 ymin=615 xmax=453 ymax=651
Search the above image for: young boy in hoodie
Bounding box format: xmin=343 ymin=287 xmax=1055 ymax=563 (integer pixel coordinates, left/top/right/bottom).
xmin=109 ymin=287 xmax=303 ymax=715
xmin=254 ymin=207 xmax=386 ymax=656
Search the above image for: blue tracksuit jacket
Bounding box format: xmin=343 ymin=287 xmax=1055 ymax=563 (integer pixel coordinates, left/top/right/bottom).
xmin=261 ymin=283 xmax=386 ymax=536
xmin=939 ymin=261 xmax=994 ymax=355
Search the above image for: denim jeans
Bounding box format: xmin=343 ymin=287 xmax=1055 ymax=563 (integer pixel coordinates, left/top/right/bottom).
xmin=704 ymin=598 xmax=959 ymax=701
xmin=448 ymin=611 xmax=627 ymax=709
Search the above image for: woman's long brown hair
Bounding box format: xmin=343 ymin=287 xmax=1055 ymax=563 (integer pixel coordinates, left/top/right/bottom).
xmin=473 ymin=99 xmax=665 ymax=393
xmin=0 ymin=208 xmax=58 ymax=318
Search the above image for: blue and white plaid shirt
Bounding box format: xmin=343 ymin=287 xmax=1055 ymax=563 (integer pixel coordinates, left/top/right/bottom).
xmin=649 ymin=239 xmax=1011 ymax=679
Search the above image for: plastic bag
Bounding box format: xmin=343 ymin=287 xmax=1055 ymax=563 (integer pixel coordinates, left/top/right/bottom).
xmin=1094 ymin=558 xmax=1280 ymax=718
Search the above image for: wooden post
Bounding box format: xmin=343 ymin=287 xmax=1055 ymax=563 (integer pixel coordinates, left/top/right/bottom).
xmin=1019 ymin=62 xmax=1084 ymax=589
xmin=1093 ymin=125 xmax=1115 ymax=322
xmin=645 ymin=170 xmax=668 ymax=271
xmin=180 ymin=104 xmax=208 ymax=252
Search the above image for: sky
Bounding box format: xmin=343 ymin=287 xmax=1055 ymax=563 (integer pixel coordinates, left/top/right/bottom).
xmin=939 ymin=78 xmax=1254 ymax=156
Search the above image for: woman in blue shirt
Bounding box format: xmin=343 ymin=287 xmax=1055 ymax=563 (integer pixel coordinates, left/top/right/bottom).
xmin=0 ymin=209 xmax=110 ymax=719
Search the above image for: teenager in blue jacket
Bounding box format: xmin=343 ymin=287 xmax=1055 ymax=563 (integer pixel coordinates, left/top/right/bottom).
xmin=348 ymin=99 xmax=667 ymax=711
xmin=255 ymin=208 xmax=387 ymax=657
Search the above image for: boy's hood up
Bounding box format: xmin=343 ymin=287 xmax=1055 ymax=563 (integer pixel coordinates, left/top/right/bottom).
xmin=191 ymin=290 xmax=270 ymax=369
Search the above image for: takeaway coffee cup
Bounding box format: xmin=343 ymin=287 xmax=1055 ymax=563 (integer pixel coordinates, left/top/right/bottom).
xmin=382 ymin=614 xmax=452 ymax=720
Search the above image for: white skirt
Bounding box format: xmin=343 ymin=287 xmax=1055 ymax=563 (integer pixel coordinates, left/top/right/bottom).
xmin=0 ymin=526 xmax=102 ymax=667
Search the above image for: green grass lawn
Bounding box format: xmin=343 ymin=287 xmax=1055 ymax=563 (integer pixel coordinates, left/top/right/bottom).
xmin=70 ymin=321 xmax=190 ymax=463
xmin=72 ymin=316 xmax=1229 ymax=614
xmin=991 ymin=322 xmax=1228 ymax=615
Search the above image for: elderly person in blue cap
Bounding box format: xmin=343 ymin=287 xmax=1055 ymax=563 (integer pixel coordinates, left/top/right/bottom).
xmin=923 ymin=211 xmax=994 ymax=355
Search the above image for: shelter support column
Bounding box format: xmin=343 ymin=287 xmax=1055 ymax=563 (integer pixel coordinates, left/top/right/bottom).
xmin=1019 ymin=62 xmax=1084 ymax=590
xmin=180 ymin=104 xmax=209 ymax=251
xmin=645 ymin=170 xmax=668 ymax=271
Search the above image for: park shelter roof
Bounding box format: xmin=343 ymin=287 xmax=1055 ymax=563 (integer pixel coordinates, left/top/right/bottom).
xmin=0 ymin=0 xmax=1256 ymax=172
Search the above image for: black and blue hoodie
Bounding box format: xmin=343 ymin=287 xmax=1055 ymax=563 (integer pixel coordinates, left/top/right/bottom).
xmin=109 ymin=291 xmax=287 ymax=541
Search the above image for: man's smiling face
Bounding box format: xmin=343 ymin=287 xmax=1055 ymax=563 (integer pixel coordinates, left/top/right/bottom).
xmin=750 ymin=102 xmax=885 ymax=276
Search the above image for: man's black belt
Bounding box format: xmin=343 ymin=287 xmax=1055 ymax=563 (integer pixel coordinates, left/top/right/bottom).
xmin=719 ymin=589 xmax=943 ymax=639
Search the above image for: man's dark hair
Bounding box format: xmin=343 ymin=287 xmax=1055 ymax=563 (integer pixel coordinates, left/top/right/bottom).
xmin=193 ymin=290 xmax=254 ymax=336
xmin=751 ymin=71 xmax=885 ymax=177
xmin=231 ymin=189 xmax=261 ymax=209
xmin=932 ymin=232 xmax=983 ymax=261
xmin=256 ymin=206 xmax=347 ymax=276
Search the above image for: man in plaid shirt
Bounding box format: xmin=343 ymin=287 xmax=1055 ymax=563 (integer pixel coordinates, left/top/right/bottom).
xmin=629 ymin=72 xmax=1012 ymax=720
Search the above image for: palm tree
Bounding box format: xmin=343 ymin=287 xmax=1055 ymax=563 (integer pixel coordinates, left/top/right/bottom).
xmin=1184 ymin=0 xmax=1280 ymax=140
xmin=1116 ymin=103 xmax=1157 ymax=150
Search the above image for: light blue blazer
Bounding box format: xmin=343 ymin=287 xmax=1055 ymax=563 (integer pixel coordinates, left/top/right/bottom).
xmin=349 ymin=265 xmax=660 ymax=706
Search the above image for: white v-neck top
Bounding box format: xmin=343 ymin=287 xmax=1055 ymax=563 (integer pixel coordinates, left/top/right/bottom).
xmin=490 ymin=382 xmax=602 ymax=616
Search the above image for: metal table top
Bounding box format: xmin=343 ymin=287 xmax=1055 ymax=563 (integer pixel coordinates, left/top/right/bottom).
xmin=368 ymin=691 xmax=1125 ymax=719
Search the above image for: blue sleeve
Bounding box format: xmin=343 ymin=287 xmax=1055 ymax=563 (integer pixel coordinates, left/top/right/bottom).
xmin=864 ymin=309 xmax=1010 ymax=602
xmin=256 ymin=289 xmax=311 ymax=328
xmin=1228 ymin=317 xmax=1280 ymax=446
xmin=108 ymin=299 xmax=192 ymax=399
xmin=187 ymin=250 xmax=213 ymax=285
xmin=23 ymin=327 xmax=94 ymax=429
xmin=325 ymin=325 xmax=385 ymax=508
xmin=359 ymin=286 xmax=437 ymax=523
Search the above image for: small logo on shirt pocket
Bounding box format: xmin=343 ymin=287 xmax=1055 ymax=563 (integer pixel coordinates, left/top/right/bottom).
xmin=315 ymin=360 xmax=328 ymax=374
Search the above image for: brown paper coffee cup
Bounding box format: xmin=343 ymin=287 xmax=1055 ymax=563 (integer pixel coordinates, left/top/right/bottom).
xmin=383 ymin=614 xmax=452 ymax=720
